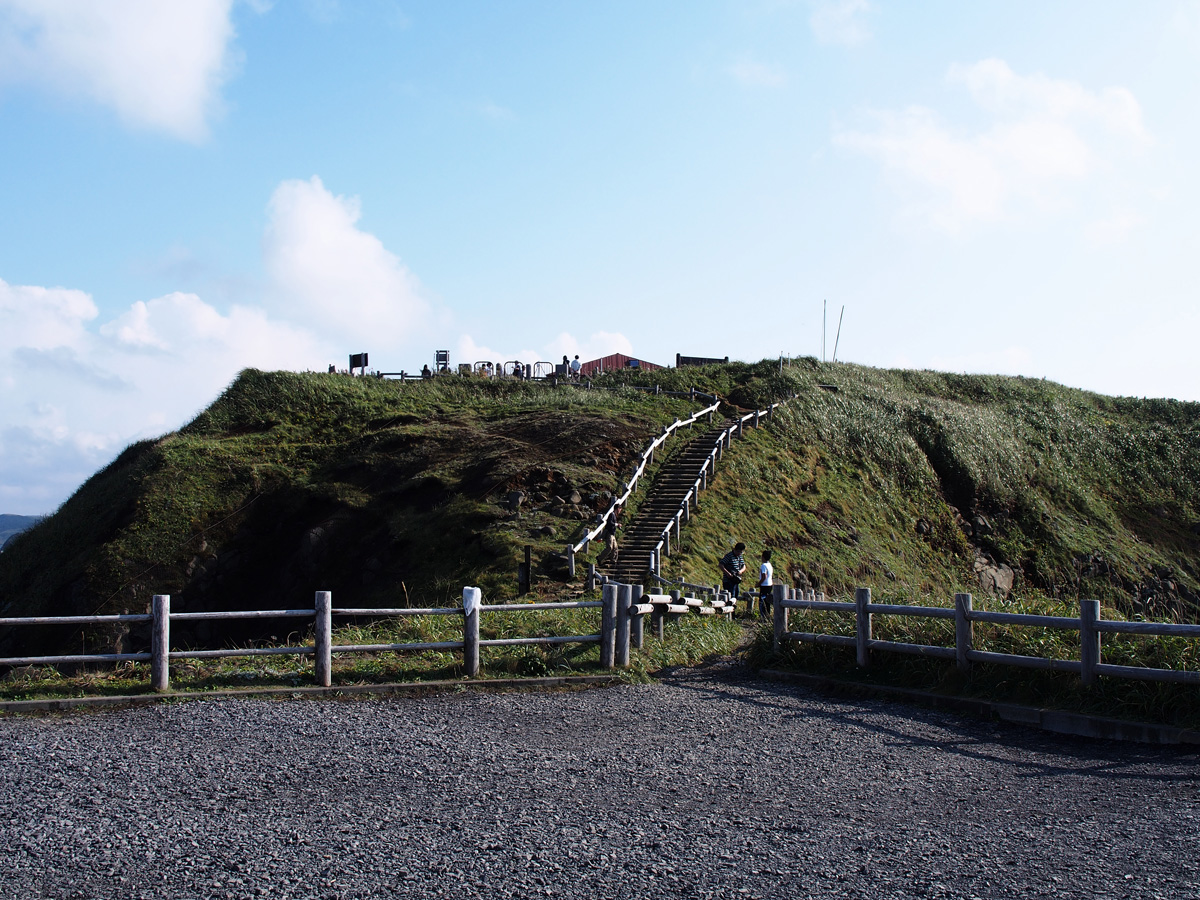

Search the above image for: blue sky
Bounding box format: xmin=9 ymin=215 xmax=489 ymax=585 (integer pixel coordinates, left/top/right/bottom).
xmin=2 ymin=1 xmax=1199 ymax=514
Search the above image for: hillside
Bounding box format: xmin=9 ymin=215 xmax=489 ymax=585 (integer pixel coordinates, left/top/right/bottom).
xmin=0 ymin=515 xmax=42 ymax=551
xmin=2 ymin=361 xmax=1199 ymax=662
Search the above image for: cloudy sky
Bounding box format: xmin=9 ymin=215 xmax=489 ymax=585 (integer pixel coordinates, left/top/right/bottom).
xmin=2 ymin=1 xmax=1199 ymax=514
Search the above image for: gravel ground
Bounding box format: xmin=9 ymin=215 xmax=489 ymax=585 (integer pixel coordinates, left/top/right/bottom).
xmin=1 ymin=666 xmax=1197 ymax=900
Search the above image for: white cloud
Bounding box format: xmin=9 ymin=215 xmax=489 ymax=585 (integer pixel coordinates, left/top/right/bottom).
xmin=1084 ymin=211 xmax=1146 ymax=246
xmin=0 ymin=279 xmax=329 ymax=514
xmin=263 ymin=176 xmax=430 ymax=346
xmin=0 ymin=278 xmax=97 ymax=353
xmin=809 ymin=0 xmax=872 ymax=47
xmin=728 ymin=60 xmax=786 ymax=88
xmin=0 ymin=0 xmax=238 ymax=141
xmin=835 ymin=59 xmax=1151 ymax=231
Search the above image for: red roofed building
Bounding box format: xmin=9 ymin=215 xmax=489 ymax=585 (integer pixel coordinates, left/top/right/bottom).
xmin=578 ymin=353 xmax=664 ymax=376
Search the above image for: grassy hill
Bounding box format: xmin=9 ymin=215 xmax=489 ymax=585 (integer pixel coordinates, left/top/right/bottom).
xmin=2 ymin=360 xmax=1199 ymax=670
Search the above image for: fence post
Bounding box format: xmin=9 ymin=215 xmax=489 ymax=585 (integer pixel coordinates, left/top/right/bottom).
xmin=586 ymin=563 xmax=596 ymax=592
xmin=151 ymin=594 xmax=170 ymax=692
xmin=463 ymin=586 xmax=481 ymax=677
xmin=772 ymin=584 xmax=787 ymax=655
xmin=567 ymin=544 xmax=576 ymax=578
xmin=754 ymin=410 xmax=761 ymax=428
xmin=855 ymin=587 xmax=872 ymax=668
xmin=600 ymin=584 xmax=618 ymax=668
xmin=954 ymin=592 xmax=973 ymax=672
xmin=314 ymin=590 xmax=332 ymax=687
xmin=518 ymin=545 xmax=531 ymax=596
xmin=616 ymin=584 xmax=632 ymax=668
xmin=1080 ymin=599 xmax=1100 ymax=686
xmin=630 ymin=584 xmax=645 ymax=649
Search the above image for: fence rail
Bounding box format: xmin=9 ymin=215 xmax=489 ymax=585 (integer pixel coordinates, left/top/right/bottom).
xmin=0 ymin=582 xmax=735 ymax=693
xmin=770 ymin=585 xmax=1200 ymax=687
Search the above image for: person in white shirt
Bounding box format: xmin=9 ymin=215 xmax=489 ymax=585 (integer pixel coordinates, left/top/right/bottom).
xmin=569 ymin=355 xmax=582 ymax=378
xmin=757 ymin=549 xmax=774 ymax=619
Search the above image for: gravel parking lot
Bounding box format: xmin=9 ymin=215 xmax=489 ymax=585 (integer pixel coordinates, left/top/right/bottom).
xmin=1 ymin=667 xmax=1197 ymax=899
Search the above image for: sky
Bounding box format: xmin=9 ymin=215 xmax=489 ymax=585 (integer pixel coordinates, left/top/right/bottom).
xmin=2 ymin=1 xmax=1199 ymax=515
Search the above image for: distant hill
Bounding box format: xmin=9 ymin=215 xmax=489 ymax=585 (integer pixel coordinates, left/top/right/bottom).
xmin=1 ymin=362 xmax=1198 ymax=660
xmin=0 ymin=515 xmax=43 ymax=551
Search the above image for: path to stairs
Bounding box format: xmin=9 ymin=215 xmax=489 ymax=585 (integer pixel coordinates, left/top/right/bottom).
xmin=601 ymin=420 xmax=735 ymax=585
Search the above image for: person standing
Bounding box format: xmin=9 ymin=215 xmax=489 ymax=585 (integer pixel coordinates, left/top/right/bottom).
xmin=600 ymin=505 xmax=621 ymax=566
xmin=570 ymin=355 xmax=582 ymax=378
xmin=719 ymin=542 xmax=747 ymax=612
xmin=757 ymin=549 xmax=774 ymax=619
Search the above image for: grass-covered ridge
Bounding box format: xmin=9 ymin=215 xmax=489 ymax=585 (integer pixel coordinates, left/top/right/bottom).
xmin=0 ymin=370 xmax=702 ymax=657
xmin=666 ymin=360 xmax=1200 ymax=622
xmin=2 ymin=358 xmax=1198 ymax=700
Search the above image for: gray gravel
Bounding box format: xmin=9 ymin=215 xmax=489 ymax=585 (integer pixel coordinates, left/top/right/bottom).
xmin=1 ymin=667 xmax=1198 ymax=900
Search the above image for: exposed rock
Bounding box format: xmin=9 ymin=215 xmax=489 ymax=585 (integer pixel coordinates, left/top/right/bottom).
xmin=506 ymin=490 xmax=526 ymax=512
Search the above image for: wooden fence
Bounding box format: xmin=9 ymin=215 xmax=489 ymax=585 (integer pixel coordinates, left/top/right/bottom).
xmin=0 ymin=583 xmax=735 ymax=693
xmin=770 ymin=585 xmax=1200 ymax=686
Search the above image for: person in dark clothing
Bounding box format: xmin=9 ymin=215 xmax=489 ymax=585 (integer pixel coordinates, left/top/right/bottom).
xmin=600 ymin=506 xmax=621 ymax=565
xmin=719 ymin=542 xmax=747 ymax=612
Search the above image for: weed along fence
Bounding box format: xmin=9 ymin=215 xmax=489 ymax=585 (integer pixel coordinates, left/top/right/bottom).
xmin=770 ymin=585 xmax=1200 ymax=686
xmin=0 ymin=582 xmax=735 ymax=694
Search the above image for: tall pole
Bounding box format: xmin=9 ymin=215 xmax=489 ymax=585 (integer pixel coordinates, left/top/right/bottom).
xmin=832 ymin=305 xmax=845 ymax=363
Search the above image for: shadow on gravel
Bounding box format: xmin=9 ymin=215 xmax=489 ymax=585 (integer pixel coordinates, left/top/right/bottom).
xmin=656 ymin=662 xmax=1199 ymax=777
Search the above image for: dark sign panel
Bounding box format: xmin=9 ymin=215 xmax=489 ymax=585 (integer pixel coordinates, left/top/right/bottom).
xmin=349 ymin=352 xmax=368 ymax=370
xmin=676 ymin=353 xmax=729 ymax=367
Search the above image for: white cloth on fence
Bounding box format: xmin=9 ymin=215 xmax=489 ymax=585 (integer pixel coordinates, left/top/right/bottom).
xmin=463 ymin=586 xmax=481 ymax=616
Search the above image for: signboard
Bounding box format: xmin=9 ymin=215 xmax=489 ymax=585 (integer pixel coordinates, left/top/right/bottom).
xmin=676 ymin=353 xmax=729 ymax=368
xmin=349 ymin=352 xmax=368 ymax=371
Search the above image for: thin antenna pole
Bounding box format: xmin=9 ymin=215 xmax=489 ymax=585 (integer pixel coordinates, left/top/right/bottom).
xmin=822 ymin=300 xmax=826 ymax=363
xmin=832 ymin=305 xmax=845 ymax=363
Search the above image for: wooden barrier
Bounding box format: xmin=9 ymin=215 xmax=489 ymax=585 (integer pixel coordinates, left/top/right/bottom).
xmin=774 ymin=587 xmax=1200 ymax=687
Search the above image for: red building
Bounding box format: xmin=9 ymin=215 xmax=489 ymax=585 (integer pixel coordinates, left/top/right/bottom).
xmin=578 ymin=353 xmax=664 ymax=376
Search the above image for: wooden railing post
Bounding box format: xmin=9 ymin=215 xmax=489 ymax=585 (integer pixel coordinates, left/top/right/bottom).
xmin=855 ymin=587 xmax=872 ymax=668
xmin=567 ymin=544 xmax=576 ymax=578
xmin=1080 ymin=599 xmax=1100 ymax=686
xmin=600 ymin=584 xmax=617 ymax=668
xmin=314 ymin=590 xmax=332 ymax=687
xmin=772 ymin=584 xmax=787 ymax=655
xmin=518 ymin=545 xmax=531 ymax=596
xmin=615 ymin=584 xmax=632 ymax=668
xmin=954 ymin=592 xmax=973 ymax=672
xmin=586 ymin=563 xmax=596 ymax=592
xmin=151 ymin=594 xmax=170 ymax=692
xmin=630 ymin=585 xmax=645 ymax=650
xmin=463 ymin=586 xmax=480 ymax=677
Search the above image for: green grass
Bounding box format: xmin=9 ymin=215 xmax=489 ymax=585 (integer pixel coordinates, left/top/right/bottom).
xmin=4 ymin=358 xmax=1200 ymax=725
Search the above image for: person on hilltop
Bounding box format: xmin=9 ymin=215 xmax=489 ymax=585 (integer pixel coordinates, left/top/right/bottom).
xmin=570 ymin=355 xmax=582 ymax=378
xmin=718 ymin=542 xmax=747 ymax=612
xmin=757 ymin=549 xmax=774 ymax=619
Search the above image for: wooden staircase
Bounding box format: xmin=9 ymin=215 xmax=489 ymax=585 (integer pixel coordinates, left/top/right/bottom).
xmin=600 ymin=421 xmax=734 ymax=585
